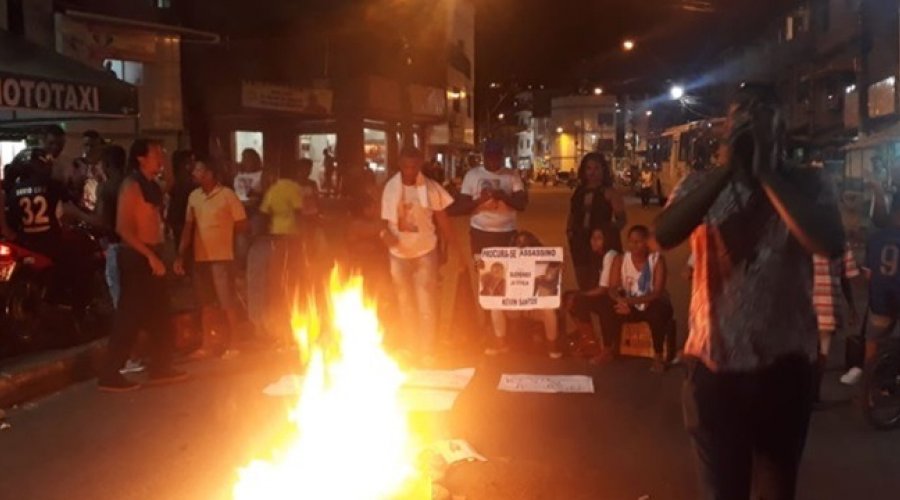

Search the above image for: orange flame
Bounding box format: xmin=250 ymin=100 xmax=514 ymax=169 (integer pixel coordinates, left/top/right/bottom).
xmin=234 ymin=269 xmax=430 ymax=500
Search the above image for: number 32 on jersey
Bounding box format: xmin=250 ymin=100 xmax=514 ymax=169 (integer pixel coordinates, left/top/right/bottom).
xmin=19 ymin=194 xmax=51 ymax=232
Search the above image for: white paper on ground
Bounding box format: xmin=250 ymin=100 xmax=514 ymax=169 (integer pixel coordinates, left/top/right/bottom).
xmin=497 ymin=374 xmax=594 ymax=394
xmin=404 ymin=367 xmax=476 ymax=390
xmin=430 ymin=439 xmax=488 ymax=464
xmin=398 ymin=387 xmax=461 ymax=412
xmin=262 ymin=374 xmax=304 ymax=397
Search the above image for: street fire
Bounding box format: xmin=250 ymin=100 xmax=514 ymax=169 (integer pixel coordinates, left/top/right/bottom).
xmin=233 ymin=270 xmax=430 ymax=500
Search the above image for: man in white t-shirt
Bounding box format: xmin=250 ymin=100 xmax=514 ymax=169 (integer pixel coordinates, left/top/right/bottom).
xmin=175 ymin=160 xmax=248 ymax=359
xmin=380 ymin=146 xmax=463 ymax=364
xmin=458 ymin=139 xmax=528 ymax=256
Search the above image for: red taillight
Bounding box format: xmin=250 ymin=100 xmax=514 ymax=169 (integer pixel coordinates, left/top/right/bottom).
xmin=0 ymin=244 xmax=14 ymax=281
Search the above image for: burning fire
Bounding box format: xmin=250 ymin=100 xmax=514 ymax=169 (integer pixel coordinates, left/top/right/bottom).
xmin=233 ymin=270 xmax=430 ymax=500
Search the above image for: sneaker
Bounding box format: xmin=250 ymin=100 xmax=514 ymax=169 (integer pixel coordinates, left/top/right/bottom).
xmin=98 ymin=374 xmax=141 ymax=393
xmin=146 ymin=367 xmax=189 ymax=386
xmin=841 ymin=367 xmax=864 ymax=386
xmin=119 ymin=359 xmax=146 ymax=375
xmin=547 ymin=338 xmax=563 ymax=359
xmin=484 ymin=337 xmax=509 ymax=356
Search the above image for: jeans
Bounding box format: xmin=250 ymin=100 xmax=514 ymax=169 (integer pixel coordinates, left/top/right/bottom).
xmin=246 ymin=236 xmax=273 ymax=333
xmin=105 ymin=243 xmax=121 ymax=309
xmin=683 ymin=354 xmax=814 ymax=500
xmin=101 ymin=246 xmax=174 ymax=379
xmin=390 ymin=250 xmax=439 ymax=356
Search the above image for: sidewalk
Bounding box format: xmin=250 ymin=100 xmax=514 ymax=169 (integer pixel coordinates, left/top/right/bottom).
xmin=0 ymin=339 xmax=106 ymax=409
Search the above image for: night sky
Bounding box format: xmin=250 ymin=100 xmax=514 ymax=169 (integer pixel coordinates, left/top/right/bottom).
xmin=182 ymin=0 xmax=795 ymax=91
xmin=475 ymin=0 xmax=795 ymax=90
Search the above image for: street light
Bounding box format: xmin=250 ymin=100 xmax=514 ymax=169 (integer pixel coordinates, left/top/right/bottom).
xmin=669 ymin=85 xmax=685 ymax=100
xmin=593 ymin=87 xmax=604 ymax=96
xmin=623 ymin=39 xmax=635 ymax=51
xmin=556 ymin=126 xmax=564 ymax=134
xmin=497 ymin=113 xmax=505 ymax=120
xmin=645 ymin=110 xmax=653 ymax=117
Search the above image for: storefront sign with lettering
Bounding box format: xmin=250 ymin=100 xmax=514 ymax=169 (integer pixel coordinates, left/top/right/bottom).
xmin=0 ymin=75 xmax=99 ymax=113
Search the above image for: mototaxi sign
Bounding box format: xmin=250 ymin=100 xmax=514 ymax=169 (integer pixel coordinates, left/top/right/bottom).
xmin=0 ymin=74 xmax=99 ymax=113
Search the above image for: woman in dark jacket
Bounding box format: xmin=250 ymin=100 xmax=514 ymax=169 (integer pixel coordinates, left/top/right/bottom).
xmin=567 ymin=153 xmax=626 ymax=290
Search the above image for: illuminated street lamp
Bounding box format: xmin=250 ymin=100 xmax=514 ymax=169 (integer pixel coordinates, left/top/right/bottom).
xmin=497 ymin=113 xmax=505 ymax=120
xmin=623 ymin=39 xmax=635 ymax=51
xmin=669 ymin=85 xmax=685 ymax=100
xmin=645 ymin=110 xmax=653 ymax=117
xmin=556 ymin=126 xmax=564 ymax=134
xmin=593 ymin=87 xmax=604 ymax=96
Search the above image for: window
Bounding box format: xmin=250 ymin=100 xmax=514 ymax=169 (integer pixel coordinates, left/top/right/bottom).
xmin=234 ymin=131 xmax=263 ymax=161
xmin=103 ymin=59 xmax=144 ymax=85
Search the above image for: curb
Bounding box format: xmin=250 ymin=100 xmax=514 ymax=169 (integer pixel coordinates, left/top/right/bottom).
xmin=0 ymin=339 xmax=107 ymax=409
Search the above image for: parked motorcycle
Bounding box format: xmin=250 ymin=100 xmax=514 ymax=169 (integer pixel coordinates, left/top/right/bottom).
xmin=0 ymin=223 xmax=113 ymax=357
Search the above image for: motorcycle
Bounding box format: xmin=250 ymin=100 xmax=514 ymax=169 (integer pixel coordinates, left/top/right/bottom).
xmin=0 ymin=223 xmax=114 ymax=357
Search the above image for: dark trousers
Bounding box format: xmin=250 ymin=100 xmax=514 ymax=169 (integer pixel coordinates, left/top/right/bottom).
xmin=683 ymin=354 xmax=814 ymax=500
xmin=573 ymin=264 xmax=599 ymax=292
xmin=571 ymin=293 xmax=618 ymax=347
xmin=640 ymin=187 xmax=653 ymax=207
xmin=619 ymin=297 xmax=675 ymax=356
xmin=101 ymin=246 xmax=174 ymax=379
xmin=469 ymin=227 xmax=516 ymax=256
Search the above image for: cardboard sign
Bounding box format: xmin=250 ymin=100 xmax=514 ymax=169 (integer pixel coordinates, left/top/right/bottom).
xmin=477 ymin=247 xmax=563 ymax=310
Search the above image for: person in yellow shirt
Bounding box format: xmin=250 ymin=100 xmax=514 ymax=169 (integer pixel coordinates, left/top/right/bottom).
xmin=260 ymin=165 xmax=304 ymax=236
xmin=257 ymin=163 xmax=305 ymax=346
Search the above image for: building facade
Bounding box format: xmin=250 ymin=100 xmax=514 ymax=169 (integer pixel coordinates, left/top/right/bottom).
xmin=182 ymin=0 xmax=475 ymax=188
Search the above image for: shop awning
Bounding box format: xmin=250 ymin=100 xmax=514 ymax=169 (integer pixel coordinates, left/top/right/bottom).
xmin=0 ymin=31 xmax=138 ymax=124
xmin=843 ymin=122 xmax=900 ymax=151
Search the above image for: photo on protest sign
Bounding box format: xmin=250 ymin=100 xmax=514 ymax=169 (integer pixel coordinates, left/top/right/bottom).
xmin=477 ymin=247 xmax=563 ymax=310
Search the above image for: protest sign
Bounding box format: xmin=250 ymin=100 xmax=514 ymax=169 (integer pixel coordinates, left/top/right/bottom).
xmin=477 ymin=246 xmax=563 ymax=310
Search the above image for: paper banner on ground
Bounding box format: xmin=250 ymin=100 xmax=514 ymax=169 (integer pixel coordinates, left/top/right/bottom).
xmin=430 ymin=439 xmax=487 ymax=464
xmin=404 ymin=367 xmax=476 ymax=390
xmin=398 ymin=387 xmax=461 ymax=412
xmin=477 ymin=247 xmax=563 ymax=310
xmin=262 ymin=374 xmax=304 ymax=397
xmin=497 ymin=374 xmax=595 ymax=394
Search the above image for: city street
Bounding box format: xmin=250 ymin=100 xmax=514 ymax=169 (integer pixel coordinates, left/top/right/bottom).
xmin=1 ymin=187 xmax=899 ymax=500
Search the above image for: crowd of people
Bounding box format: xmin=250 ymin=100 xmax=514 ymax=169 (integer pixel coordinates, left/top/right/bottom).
xmin=1 ymin=82 xmax=899 ymax=498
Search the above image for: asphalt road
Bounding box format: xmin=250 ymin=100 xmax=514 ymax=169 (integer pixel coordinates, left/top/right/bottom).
xmin=1 ymin=187 xmax=899 ymax=500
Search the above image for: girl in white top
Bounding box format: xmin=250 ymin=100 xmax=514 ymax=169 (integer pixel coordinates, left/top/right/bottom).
xmin=567 ymin=228 xmax=620 ymax=356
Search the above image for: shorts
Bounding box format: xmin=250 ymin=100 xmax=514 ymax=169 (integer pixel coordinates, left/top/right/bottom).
xmin=193 ymin=261 xmax=237 ymax=309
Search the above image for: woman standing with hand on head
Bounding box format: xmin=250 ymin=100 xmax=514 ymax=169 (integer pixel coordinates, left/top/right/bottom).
xmin=567 ymin=153 xmax=626 ymax=291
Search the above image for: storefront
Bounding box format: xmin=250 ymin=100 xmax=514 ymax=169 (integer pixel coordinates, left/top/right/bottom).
xmin=0 ymin=29 xmax=138 ymax=169
xmin=207 ymin=77 xmax=445 ymax=189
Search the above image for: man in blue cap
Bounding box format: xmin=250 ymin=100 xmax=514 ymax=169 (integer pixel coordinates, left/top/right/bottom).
xmin=457 ymin=139 xmax=528 ymax=257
